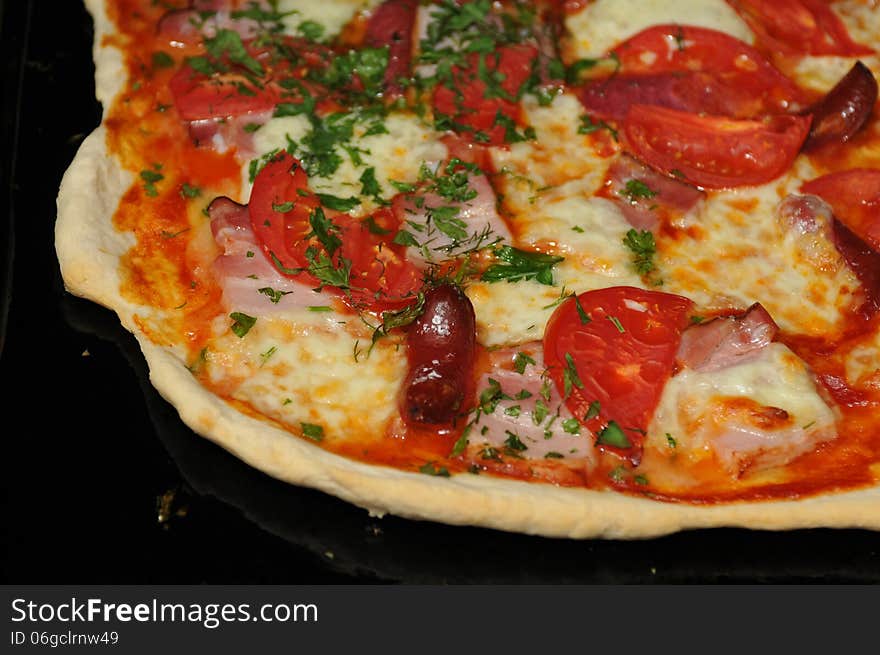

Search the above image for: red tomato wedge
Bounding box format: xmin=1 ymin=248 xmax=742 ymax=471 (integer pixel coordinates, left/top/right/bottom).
xmin=727 ymin=0 xmax=872 ymax=57
xmin=249 ymin=153 xmax=320 ymax=280
xmin=802 ymin=168 xmax=880 ymax=252
xmin=432 ymin=44 xmax=537 ymax=146
xmin=169 ymin=37 xmax=332 ymax=121
xmin=365 ymin=0 xmax=418 ymax=99
xmin=169 ymin=68 xmax=281 ymax=121
xmin=582 ymin=24 xmax=803 ymax=119
xmin=249 ymin=152 xmax=423 ymax=309
xmin=621 ymin=105 xmax=812 ymax=189
xmin=543 ymin=287 xmax=694 ymax=459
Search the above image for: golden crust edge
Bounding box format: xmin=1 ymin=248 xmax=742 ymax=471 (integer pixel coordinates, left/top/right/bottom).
xmin=54 ymin=0 xmax=880 ymax=539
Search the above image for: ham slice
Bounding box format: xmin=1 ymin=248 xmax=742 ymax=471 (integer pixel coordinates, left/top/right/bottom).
xmin=209 ymin=197 xmax=331 ymax=314
xmin=469 ymin=344 xmax=597 ymax=467
xmin=187 ymin=109 xmax=273 ymax=155
xmin=676 ymin=303 xmax=779 ymax=373
xmin=604 ymin=155 xmax=703 ymax=231
xmin=158 ymin=2 xmax=260 ymax=48
xmin=393 ymin=171 xmax=512 ymax=264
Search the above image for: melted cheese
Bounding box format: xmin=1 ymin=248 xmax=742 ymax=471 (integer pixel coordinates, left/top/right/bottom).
xmin=565 ymin=0 xmax=753 ymax=59
xmin=469 ymin=94 xmax=642 ymax=347
xmin=647 ymin=343 xmax=836 ymax=471
xmin=659 ymin=159 xmax=860 ymax=336
xmin=204 ymin=312 xmax=404 ymax=445
xmin=277 ymin=0 xmax=381 ymax=38
xmin=251 ymin=111 xmax=447 ymax=214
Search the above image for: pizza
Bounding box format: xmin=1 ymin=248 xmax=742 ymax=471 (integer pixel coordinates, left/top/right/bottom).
xmin=56 ymin=0 xmax=880 ymax=538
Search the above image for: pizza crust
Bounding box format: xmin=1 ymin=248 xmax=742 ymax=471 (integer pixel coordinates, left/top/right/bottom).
xmin=55 ymin=0 xmax=880 ymax=539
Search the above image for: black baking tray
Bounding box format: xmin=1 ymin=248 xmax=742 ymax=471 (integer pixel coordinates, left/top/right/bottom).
xmin=2 ymin=0 xmax=879 ymax=584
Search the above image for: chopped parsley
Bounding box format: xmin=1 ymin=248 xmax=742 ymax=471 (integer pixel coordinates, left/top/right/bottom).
xmin=561 ymin=353 xmax=584 ymax=399
xmin=229 ymin=312 xmax=257 ymax=338
xmin=561 ymin=418 xmax=581 ymax=435
xmin=481 ymin=246 xmax=564 ymax=286
xmin=622 ymin=228 xmax=657 ymax=276
xmin=584 ymin=401 xmax=601 ymax=421
xmin=419 ymin=461 xmax=451 ymax=477
xmin=596 ymin=421 xmax=632 ymax=449
xmin=258 ymin=287 xmax=293 ymax=304
xmin=140 ymin=166 xmax=164 ymax=197
xmin=618 ymin=179 xmax=657 ymax=203
xmin=504 ymin=431 xmax=528 ymax=453
xmin=300 ymin=422 xmax=325 ymax=442
xmin=179 ymin=183 xmax=201 ymax=199
xmin=577 ymin=114 xmax=619 ymax=141
xmin=513 ymin=352 xmax=536 ymax=374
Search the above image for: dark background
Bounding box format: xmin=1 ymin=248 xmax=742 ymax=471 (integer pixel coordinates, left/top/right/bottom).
xmin=2 ymin=0 xmax=879 ymax=584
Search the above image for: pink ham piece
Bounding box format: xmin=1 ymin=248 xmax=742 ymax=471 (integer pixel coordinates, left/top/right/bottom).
xmin=208 ymin=197 xmax=332 ymax=314
xmin=393 ymin=170 xmax=512 ymax=265
xmin=187 ymin=109 xmax=274 ymax=155
xmin=711 ymin=415 xmax=836 ymax=476
xmin=158 ymin=2 xmax=260 ymax=48
xmin=604 ymin=155 xmax=704 ymax=231
xmin=778 ymin=192 xmax=880 ymax=316
xmin=676 ymin=303 xmax=779 ymax=373
xmin=468 ymin=344 xmax=598 ymax=468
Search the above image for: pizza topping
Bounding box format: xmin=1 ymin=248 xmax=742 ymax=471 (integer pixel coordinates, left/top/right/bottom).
xmin=832 ymin=220 xmax=880 ymax=319
xmin=466 ymin=345 xmax=598 ymax=466
xmin=621 ymin=105 xmax=812 ymax=189
xmin=543 ymin=287 xmax=694 ymax=461
xmin=577 ymin=24 xmax=804 ymax=120
xmin=776 ymin=193 xmax=844 ymax=274
xmin=676 ymin=303 xmax=779 ymax=373
xmin=802 ymin=169 xmax=880 ymax=253
xmin=248 ymin=151 xmax=422 ymax=310
xmin=209 ymin=196 xmax=333 ymax=315
xmin=803 ymin=62 xmax=878 ymax=152
xmin=401 ymin=284 xmax=476 ymax=428
xmin=391 ymin=161 xmax=510 ymax=264
xmin=365 ymin=0 xmax=419 ymax=99
xmin=650 ymin=343 xmax=837 ymax=476
xmin=602 ymin=154 xmax=704 ymax=231
xmin=726 ymin=0 xmax=873 ymax=57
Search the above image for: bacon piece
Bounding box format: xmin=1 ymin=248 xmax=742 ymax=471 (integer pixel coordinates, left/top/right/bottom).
xmin=604 ymin=155 xmax=703 ymax=231
xmin=158 ymin=4 xmax=260 ymax=48
xmin=187 ymin=109 xmax=273 ymax=155
xmin=677 ymin=303 xmax=779 ymax=373
xmin=776 ymin=193 xmax=844 ymax=274
xmin=392 ymin=171 xmax=511 ymax=264
xmin=710 ymin=403 xmax=836 ymax=475
xmin=365 ymin=0 xmax=418 ymax=99
xmin=208 ymin=197 xmax=330 ymax=314
xmin=779 ymin=191 xmax=880 ymax=316
xmin=468 ymin=345 xmax=598 ymax=467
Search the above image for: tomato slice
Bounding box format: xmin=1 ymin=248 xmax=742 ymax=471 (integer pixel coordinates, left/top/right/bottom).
xmin=621 ymin=104 xmax=812 ymax=189
xmin=587 ymin=24 xmax=804 ymax=118
xmin=802 ymin=168 xmax=880 ymax=252
xmin=248 ymin=153 xmax=422 ymax=308
xmin=728 ymin=0 xmax=873 ymax=57
xmin=249 ymin=152 xmax=320 ymax=281
xmin=432 ymin=44 xmax=537 ymax=146
xmin=543 ymin=287 xmax=694 ymax=458
xmin=169 ymin=67 xmax=281 ymax=121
